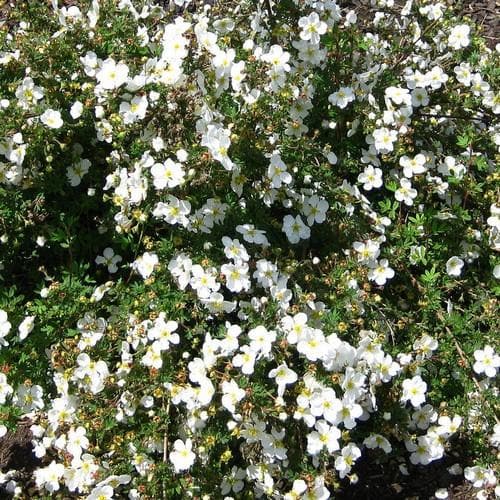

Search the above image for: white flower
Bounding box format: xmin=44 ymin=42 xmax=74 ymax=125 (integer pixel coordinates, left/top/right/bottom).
xmin=34 ymin=461 xmax=65 ymax=493
xmin=297 ymin=328 xmax=326 ymax=362
xmin=0 ymin=373 xmax=13 ymax=403
xmin=427 ymin=65 xmax=449 ymax=90
xmin=482 ymin=91 xmax=500 ymax=114
xmin=267 ymin=153 xmax=292 ymax=188
xmin=282 ymin=215 xmax=310 ymax=244
xmin=230 ymin=60 xmax=246 ymax=91
xmin=66 ymin=426 xmax=89 ymax=459
xmin=419 ymin=3 xmax=444 ymax=20
xmin=73 ymin=353 xmax=109 ymax=393
xmin=448 ymin=24 xmax=470 ymax=50
xmin=328 ymin=86 xmax=355 ymax=109
xmin=436 ymin=415 xmax=462 ymax=437
xmin=335 ymin=443 xmax=361 ymax=478
xmin=406 ymin=435 xmax=441 ymax=465
xmin=401 ymin=375 xmax=427 ymax=407
xmin=15 ymin=76 xmax=44 ymax=109
xmin=282 ymin=312 xmax=310 ymax=344
xmin=363 ymin=434 xmax=392 ymax=453
xmin=284 ymin=479 xmax=307 ymax=500
xmin=70 ymin=101 xmax=83 ymax=119
xmin=490 ymin=423 xmax=500 ymax=448
xmin=269 ymin=362 xmax=298 ymax=396
xmin=385 ymin=86 xmax=411 ymax=106
xmin=67 ymin=158 xmax=91 ymax=187
xmin=261 ymin=44 xmax=291 ymax=72
xmin=133 ymin=252 xmax=159 ymax=279
xmin=221 ymin=466 xmax=246 ymax=496
xmin=222 ymin=237 xmax=249 ymax=262
xmin=40 ymin=109 xmax=63 ymax=129
xmin=201 ymin=291 xmax=236 ymax=314
xmin=473 ymin=346 xmax=500 ymax=378
xmin=232 ymin=345 xmax=257 ymax=375
xmin=147 ymin=314 xmax=179 ymax=350
xmin=87 ymin=485 xmax=114 ymax=500
xmin=438 ymin=156 xmax=466 ymax=179
xmin=454 ymin=62 xmax=472 ymax=86
xmin=306 ymin=420 xmax=341 ymax=455
xmin=95 ymin=247 xmax=122 ymax=273
xmin=493 ymin=264 xmax=500 ymax=280
xmin=96 ymin=58 xmax=129 ymax=89
xmin=253 ymin=259 xmax=278 ymax=288
xmin=395 ymin=178 xmax=418 ymax=206
xmin=18 ymin=315 xmax=35 ymax=341
xmin=358 ymin=165 xmax=383 ymax=191
xmin=293 ymin=39 xmax=326 ymax=65
xmin=202 ymin=125 xmax=234 ymax=170
xmin=446 ymin=256 xmax=464 ymax=277
xmin=336 ymin=399 xmax=363 ymax=429
xmin=298 ymin=12 xmax=327 ymax=44
xmin=190 ymin=265 xmax=219 ymax=299
xmin=141 ymin=342 xmax=164 ymax=369
xmin=368 ymin=259 xmax=395 ymax=286
xmin=353 ymin=240 xmax=380 ymax=263
xmin=221 ymin=379 xmax=245 ymax=414
xmin=119 ymin=95 xmax=148 ymax=124
xmin=302 ymin=195 xmax=329 ymax=225
xmin=0 ymin=309 xmax=11 ymax=347
xmin=213 ymin=17 xmax=235 ymax=34
xmin=151 ymin=159 xmax=185 ymax=190
xmin=435 ymin=488 xmax=449 ymax=499
xmin=169 ymin=438 xmax=196 ymax=472
xmin=248 ymin=325 xmax=276 ymax=357
xmin=221 ymin=262 xmax=250 ymax=293
xmin=90 ymin=281 xmax=113 ymax=302
xmin=236 ymin=224 xmax=269 ymax=246
xmin=153 ymin=196 xmax=191 ymax=226
xmin=372 ymin=127 xmax=398 ymax=153
xmin=411 ymin=88 xmax=429 ymax=107
xmin=400 ymin=154 xmax=427 ymax=178
xmin=464 ymin=466 xmax=497 ymax=488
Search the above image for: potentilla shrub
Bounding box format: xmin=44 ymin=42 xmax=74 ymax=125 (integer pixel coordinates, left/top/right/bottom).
xmin=0 ymin=0 xmax=498 ymax=498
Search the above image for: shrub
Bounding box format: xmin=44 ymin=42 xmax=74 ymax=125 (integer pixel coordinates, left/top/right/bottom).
xmin=0 ymin=0 xmax=498 ymax=498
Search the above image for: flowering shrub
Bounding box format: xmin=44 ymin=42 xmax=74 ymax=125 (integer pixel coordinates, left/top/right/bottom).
xmin=0 ymin=0 xmax=499 ymax=498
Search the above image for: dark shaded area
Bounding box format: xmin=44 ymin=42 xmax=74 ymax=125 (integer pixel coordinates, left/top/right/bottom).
xmin=336 ymin=449 xmax=478 ymax=500
xmin=0 ymin=419 xmax=39 ymax=473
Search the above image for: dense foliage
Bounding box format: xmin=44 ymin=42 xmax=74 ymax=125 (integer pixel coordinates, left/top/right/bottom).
xmin=0 ymin=0 xmax=498 ymax=498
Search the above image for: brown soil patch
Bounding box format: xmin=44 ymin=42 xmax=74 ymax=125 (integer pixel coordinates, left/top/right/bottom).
xmin=0 ymin=419 xmax=39 ymax=473
xmin=459 ymin=0 xmax=499 ymax=48
xmin=335 ymin=448 xmax=483 ymax=500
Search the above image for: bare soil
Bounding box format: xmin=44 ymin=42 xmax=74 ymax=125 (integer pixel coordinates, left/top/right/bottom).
xmin=0 ymin=419 xmax=39 ymax=473
xmin=336 ymin=448 xmax=480 ymax=499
